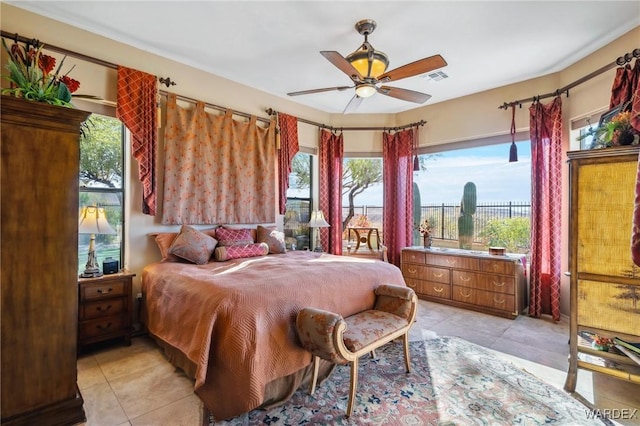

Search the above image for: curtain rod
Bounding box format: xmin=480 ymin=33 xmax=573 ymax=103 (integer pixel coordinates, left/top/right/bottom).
xmin=498 ymin=47 xmax=640 ymax=110
xmin=1 ymin=30 xmax=273 ymax=124
xmin=265 ymin=108 xmax=426 ymax=132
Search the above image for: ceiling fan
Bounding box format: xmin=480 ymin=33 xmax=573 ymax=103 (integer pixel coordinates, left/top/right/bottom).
xmin=287 ymin=19 xmax=447 ymax=113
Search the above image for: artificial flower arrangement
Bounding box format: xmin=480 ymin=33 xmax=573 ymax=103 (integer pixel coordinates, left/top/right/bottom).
xmin=577 ymin=110 xmax=638 ymax=149
xmin=349 ymin=214 xmax=371 ymax=228
xmin=2 ymin=39 xmax=80 ymax=107
xmin=418 ymin=219 xmax=432 ymax=237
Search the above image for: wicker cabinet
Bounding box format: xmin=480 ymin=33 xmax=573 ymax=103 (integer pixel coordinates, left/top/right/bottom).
xmin=78 ymin=272 xmax=134 ymax=350
xmin=401 ymin=247 xmax=527 ymax=319
xmin=564 ymin=147 xmax=640 ymax=392
xmin=1 ymin=96 xmax=90 ymax=425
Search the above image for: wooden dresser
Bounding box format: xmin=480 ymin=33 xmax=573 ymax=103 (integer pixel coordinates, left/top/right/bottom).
xmin=564 ymin=147 xmax=640 ymax=393
xmin=78 ymin=271 xmax=135 ymax=351
xmin=401 ymin=247 xmax=527 ymax=319
xmin=1 ymin=96 xmax=90 ymax=425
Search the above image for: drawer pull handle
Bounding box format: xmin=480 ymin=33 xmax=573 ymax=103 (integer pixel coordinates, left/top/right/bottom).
xmin=407 ymin=267 xmax=417 ymax=274
xmin=96 ymin=305 xmax=112 ymax=312
xmin=459 ymin=275 xmax=471 ymax=282
xmin=433 ymin=286 xmax=443 ymax=293
xmin=97 ymin=288 xmax=113 ymax=294
xmin=493 ymin=297 xmax=505 ymax=304
xmin=492 ymin=281 xmax=505 ymax=287
xmin=459 ymin=290 xmax=471 ymax=298
xmin=432 ymin=272 xmax=444 ymax=278
xmin=446 ymin=259 xmax=457 ymax=265
xmin=97 ymin=322 xmax=113 ymax=330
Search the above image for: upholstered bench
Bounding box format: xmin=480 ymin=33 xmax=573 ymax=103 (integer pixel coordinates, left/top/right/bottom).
xmin=295 ymin=284 xmax=417 ymax=417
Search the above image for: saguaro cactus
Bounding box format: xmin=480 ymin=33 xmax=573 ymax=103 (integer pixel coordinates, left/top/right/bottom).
xmin=458 ymin=182 xmax=477 ymax=249
xmin=413 ymin=182 xmax=422 ymax=246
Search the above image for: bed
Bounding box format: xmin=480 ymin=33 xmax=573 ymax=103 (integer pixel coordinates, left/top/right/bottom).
xmin=142 ymin=248 xmax=407 ymax=420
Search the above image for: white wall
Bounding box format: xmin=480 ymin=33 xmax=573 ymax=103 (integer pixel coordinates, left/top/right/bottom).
xmin=2 ymin=3 xmax=639 ymax=316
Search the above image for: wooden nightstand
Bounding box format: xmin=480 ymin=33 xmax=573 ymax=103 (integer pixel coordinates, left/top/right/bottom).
xmin=78 ymin=271 xmax=135 ymax=351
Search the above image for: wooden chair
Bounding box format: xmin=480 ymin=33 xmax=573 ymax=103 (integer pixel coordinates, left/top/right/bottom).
xmin=295 ymin=284 xmax=417 ymax=417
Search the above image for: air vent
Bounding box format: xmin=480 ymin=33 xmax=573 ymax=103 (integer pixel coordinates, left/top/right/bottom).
xmin=422 ymin=71 xmax=449 ymax=82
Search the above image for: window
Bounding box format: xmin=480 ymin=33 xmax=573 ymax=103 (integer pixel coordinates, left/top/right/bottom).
xmin=341 ymin=157 xmax=383 ymax=239
xmin=284 ymin=152 xmax=312 ymax=250
xmin=415 ymin=141 xmax=531 ymax=254
xmin=78 ymin=114 xmax=125 ymax=274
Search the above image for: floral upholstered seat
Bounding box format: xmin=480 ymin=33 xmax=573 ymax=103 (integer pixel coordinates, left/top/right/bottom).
xmin=295 ymin=284 xmax=417 ymax=417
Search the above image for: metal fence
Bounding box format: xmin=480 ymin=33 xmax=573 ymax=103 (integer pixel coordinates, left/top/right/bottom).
xmin=342 ymin=202 xmax=531 ymax=243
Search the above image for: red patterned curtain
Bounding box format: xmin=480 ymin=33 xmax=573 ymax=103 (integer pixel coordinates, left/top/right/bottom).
xmin=116 ymin=66 xmax=158 ymax=215
xmin=277 ymin=113 xmax=299 ymax=214
xmin=162 ymin=94 xmax=276 ymax=224
xmin=382 ymin=129 xmax=414 ymax=266
xmin=609 ymin=59 xmax=640 ymax=132
xmin=318 ymin=130 xmax=343 ymax=254
xmin=529 ymin=96 xmax=563 ymax=321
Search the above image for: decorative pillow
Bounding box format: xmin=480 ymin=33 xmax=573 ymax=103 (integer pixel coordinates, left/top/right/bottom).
xmin=215 ymin=227 xmax=254 ymax=246
xmin=154 ymin=228 xmax=217 ymax=262
xmin=256 ymin=225 xmax=286 ymax=254
xmin=213 ymin=242 xmax=269 ymax=262
xmin=168 ymin=225 xmax=218 ymax=265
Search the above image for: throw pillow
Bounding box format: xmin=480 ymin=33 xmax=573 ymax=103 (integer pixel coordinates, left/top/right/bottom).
xmin=213 ymin=242 xmax=269 ymax=261
xmin=256 ymin=225 xmax=286 ymax=254
xmin=154 ymin=232 xmax=181 ymax=262
xmin=168 ymin=225 xmax=218 ymax=265
xmin=215 ymin=227 xmax=254 ymax=246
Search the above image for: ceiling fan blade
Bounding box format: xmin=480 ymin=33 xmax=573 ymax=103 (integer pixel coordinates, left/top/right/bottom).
xmin=343 ymin=94 xmax=364 ymax=114
xmin=378 ymin=54 xmax=447 ymax=83
xmin=287 ymin=85 xmax=353 ymax=96
xmin=320 ymin=51 xmax=363 ymax=81
xmin=377 ymin=86 xmax=432 ymax=104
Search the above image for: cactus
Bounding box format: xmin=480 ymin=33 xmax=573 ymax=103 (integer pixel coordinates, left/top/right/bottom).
xmin=458 ymin=182 xmax=477 ymax=249
xmin=413 ymin=182 xmax=422 ymax=245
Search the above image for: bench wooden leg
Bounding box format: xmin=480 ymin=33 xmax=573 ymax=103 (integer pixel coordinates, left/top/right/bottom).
xmin=370 ymin=349 xmax=376 ymax=359
xmin=346 ymin=358 xmax=359 ymax=417
xmin=309 ymin=355 xmax=320 ymax=395
xmin=403 ymin=333 xmax=411 ymax=373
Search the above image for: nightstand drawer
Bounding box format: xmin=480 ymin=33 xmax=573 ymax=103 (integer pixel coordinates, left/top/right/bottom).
xmin=80 ymin=298 xmax=125 ymax=320
xmin=79 ymin=316 xmax=126 ymax=339
xmin=81 ymin=281 xmax=126 ymax=301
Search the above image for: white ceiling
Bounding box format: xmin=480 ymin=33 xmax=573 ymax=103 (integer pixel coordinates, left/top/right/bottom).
xmin=9 ymin=1 xmax=640 ymax=115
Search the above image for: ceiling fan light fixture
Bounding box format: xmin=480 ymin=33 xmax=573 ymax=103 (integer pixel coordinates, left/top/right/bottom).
xmin=355 ymin=84 xmax=376 ymax=98
xmin=347 ymin=46 xmax=389 ymax=78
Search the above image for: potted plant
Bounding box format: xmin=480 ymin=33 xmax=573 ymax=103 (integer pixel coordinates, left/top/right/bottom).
xmin=578 ymin=110 xmax=638 ymax=149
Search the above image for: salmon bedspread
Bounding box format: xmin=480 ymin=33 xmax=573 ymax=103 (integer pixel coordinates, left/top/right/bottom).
xmin=142 ymin=250 xmax=406 ymax=420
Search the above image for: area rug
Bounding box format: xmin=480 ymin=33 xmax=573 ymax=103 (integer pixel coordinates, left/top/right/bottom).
xmin=210 ymin=336 xmax=609 ymax=425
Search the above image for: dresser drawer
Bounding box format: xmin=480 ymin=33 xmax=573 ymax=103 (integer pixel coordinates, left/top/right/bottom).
xmin=479 ymin=259 xmax=515 ymax=275
xmin=81 ymin=281 xmax=126 ymax=301
xmin=80 ymin=298 xmax=125 ymax=320
xmin=452 ymin=271 xmax=515 ymax=294
xmin=452 ymin=286 xmax=515 ymax=312
xmin=406 ymin=278 xmax=451 ymax=300
xmin=79 ymin=315 xmax=126 ymax=339
xmin=403 ymin=264 xmax=450 ymax=284
xmin=425 ymin=254 xmax=479 ymax=270
xmin=402 ymin=250 xmax=426 ymax=264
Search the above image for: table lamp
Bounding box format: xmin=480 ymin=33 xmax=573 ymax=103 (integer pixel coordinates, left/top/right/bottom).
xmin=79 ymin=205 xmax=117 ymax=278
xmin=308 ymin=210 xmax=330 ymax=252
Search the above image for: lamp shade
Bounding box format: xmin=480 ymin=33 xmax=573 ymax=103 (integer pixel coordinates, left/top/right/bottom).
xmin=308 ymin=210 xmax=330 ymax=228
xmin=78 ymin=206 xmax=116 ymax=235
xmin=347 ymin=44 xmax=389 ymax=79
xmin=355 ymin=84 xmax=376 ymax=98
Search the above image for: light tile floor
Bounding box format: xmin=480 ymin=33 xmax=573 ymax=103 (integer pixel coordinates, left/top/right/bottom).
xmin=77 ymin=300 xmax=638 ymax=426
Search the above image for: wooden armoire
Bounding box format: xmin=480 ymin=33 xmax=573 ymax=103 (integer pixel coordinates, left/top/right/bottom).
xmin=1 ymin=96 xmax=90 ymax=425
xmin=564 ymin=146 xmax=640 ymax=393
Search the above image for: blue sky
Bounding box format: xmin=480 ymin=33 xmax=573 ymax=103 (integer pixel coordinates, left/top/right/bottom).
xmin=347 ymin=141 xmax=531 ymax=206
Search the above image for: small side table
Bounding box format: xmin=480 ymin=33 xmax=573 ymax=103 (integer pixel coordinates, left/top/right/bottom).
xmin=347 ymin=227 xmax=381 ymax=252
xmin=78 ymin=271 xmax=135 ymax=351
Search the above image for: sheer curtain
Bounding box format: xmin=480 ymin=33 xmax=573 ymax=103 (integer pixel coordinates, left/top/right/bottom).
xmin=318 ymin=130 xmax=343 ymax=254
xmin=116 ymin=66 xmax=158 ymax=215
xmin=277 ymin=113 xmax=299 ymax=214
xmin=529 ymin=96 xmax=563 ymax=321
xmin=162 ymin=94 xmax=276 ymax=224
xmin=382 ymin=129 xmax=414 ymax=266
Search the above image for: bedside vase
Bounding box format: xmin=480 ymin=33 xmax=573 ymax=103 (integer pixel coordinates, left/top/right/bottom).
xmin=423 ymin=235 xmax=432 ymax=249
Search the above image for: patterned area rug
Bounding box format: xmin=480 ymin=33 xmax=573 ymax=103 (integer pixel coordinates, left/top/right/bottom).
xmin=212 ymin=336 xmax=608 ymax=425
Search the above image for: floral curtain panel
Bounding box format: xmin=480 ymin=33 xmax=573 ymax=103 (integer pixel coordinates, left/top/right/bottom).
xmin=382 ymin=129 xmax=414 ymax=266
xmin=116 ymin=66 xmax=158 ymax=215
xmin=318 ymin=130 xmax=344 ymax=254
xmin=162 ymin=94 xmax=276 ymax=224
xmin=529 ymin=96 xmax=563 ymax=321
xmin=277 ymin=113 xmax=299 ymax=214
